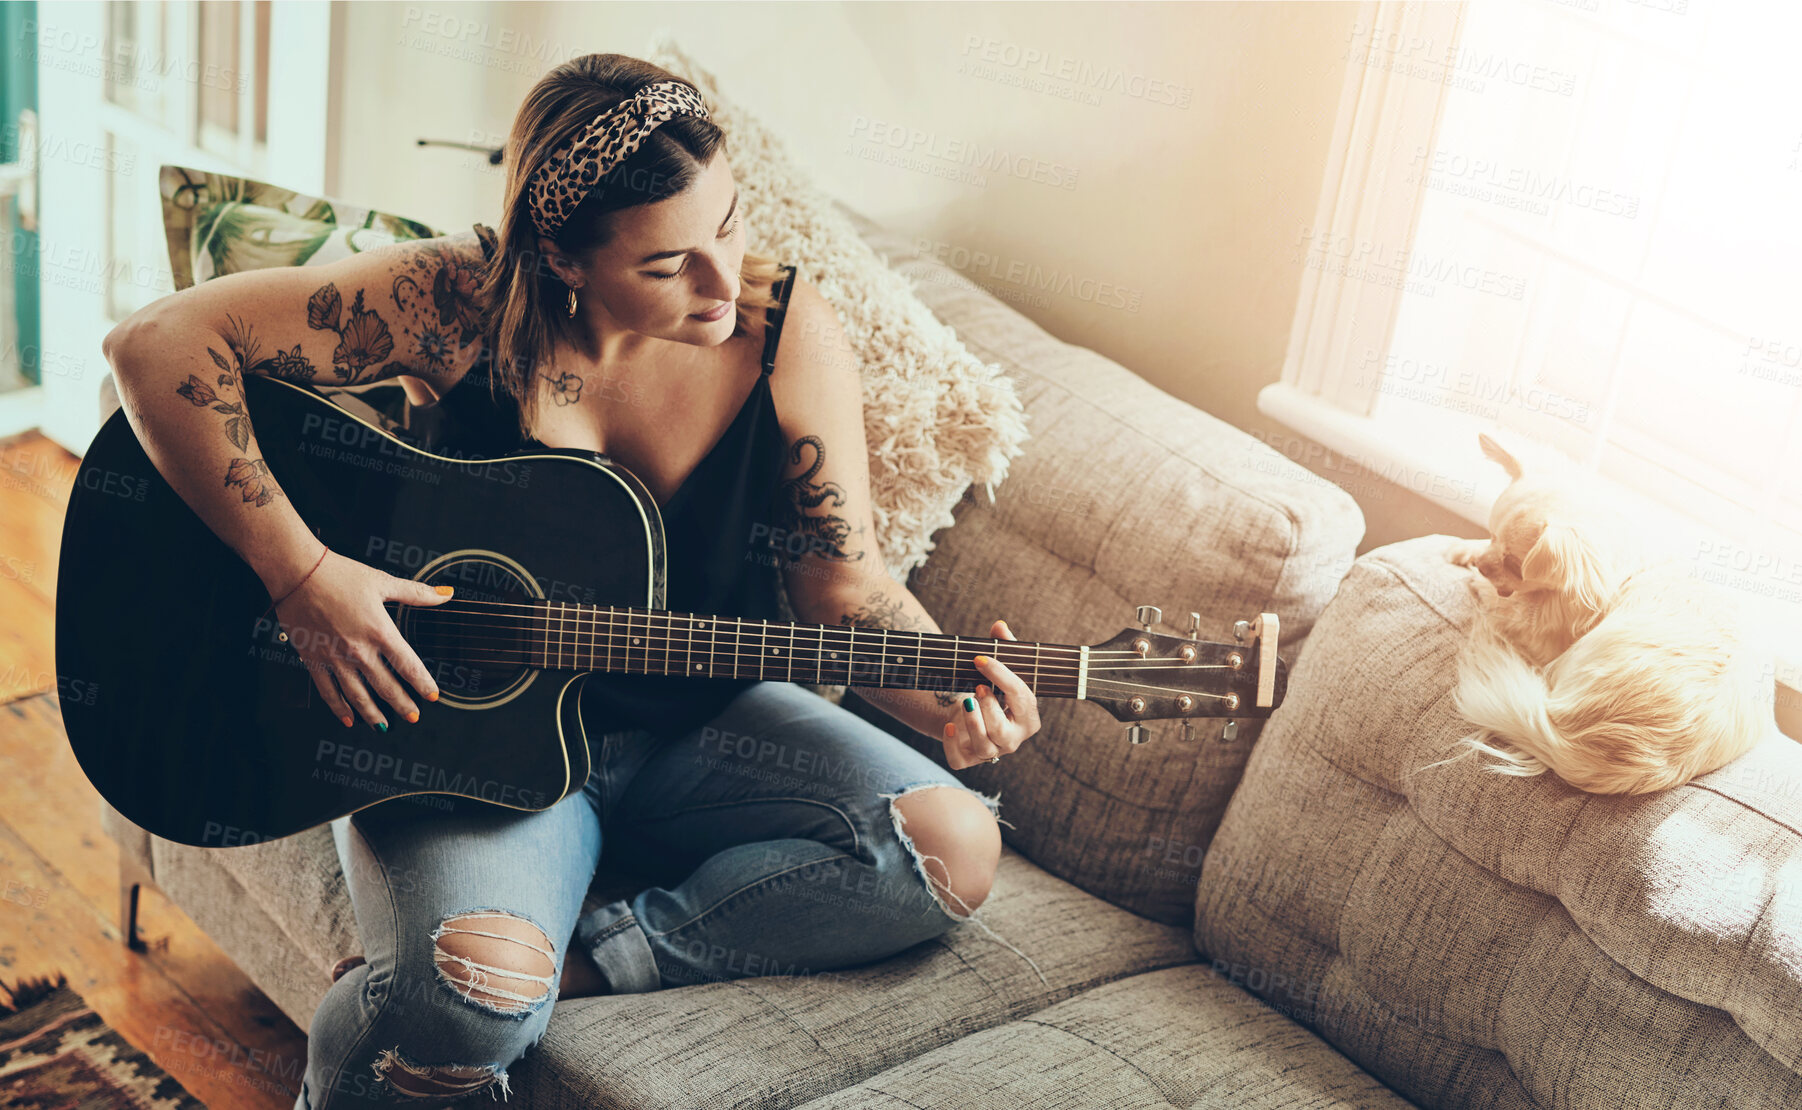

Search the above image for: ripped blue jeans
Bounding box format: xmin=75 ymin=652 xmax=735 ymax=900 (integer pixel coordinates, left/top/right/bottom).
xmin=296 ymin=679 xmax=1030 ymax=1108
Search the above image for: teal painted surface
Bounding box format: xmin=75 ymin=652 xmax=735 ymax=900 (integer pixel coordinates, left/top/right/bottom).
xmin=2 ymin=1 xmax=39 ymax=385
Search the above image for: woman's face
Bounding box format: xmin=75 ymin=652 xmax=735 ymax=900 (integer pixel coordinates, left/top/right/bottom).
xmin=548 ymin=149 xmax=746 ymax=346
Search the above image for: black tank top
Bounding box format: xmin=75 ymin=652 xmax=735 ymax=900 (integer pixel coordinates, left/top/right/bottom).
xmin=415 ymin=225 xmax=798 ymax=738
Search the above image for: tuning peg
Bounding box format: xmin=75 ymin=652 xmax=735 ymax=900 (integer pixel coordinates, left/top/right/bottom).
xmin=1188 ymin=611 xmax=1202 ymax=639
xmin=1222 ymin=719 xmax=1238 ymax=741
xmin=1233 ymin=620 xmax=1251 ymax=642
xmin=1136 ymin=605 xmax=1162 ymax=631
xmin=1180 ymin=721 xmax=1195 ymax=742
xmin=1126 ymin=724 xmax=1149 ymax=745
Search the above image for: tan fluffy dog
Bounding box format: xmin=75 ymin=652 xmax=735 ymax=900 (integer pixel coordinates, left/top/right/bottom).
xmin=1437 ymin=434 xmax=1775 ymax=794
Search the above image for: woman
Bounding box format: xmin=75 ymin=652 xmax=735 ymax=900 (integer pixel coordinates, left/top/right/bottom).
xmin=103 ymin=54 xmax=1041 ymax=1108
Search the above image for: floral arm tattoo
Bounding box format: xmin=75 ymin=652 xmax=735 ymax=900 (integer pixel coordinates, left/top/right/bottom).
xmin=840 ymin=588 xmax=962 ymax=708
xmin=175 ymin=314 xmax=289 ymax=507
xmin=387 ymin=238 xmax=484 ymax=380
xmin=172 ymin=235 xmax=487 ymax=507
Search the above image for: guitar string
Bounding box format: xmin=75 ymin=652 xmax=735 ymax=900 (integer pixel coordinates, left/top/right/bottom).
xmin=384 ymin=597 xmax=1177 ymax=658
xmin=398 ymin=653 xmax=1232 ymax=702
xmin=398 ymin=613 xmax=1247 ymax=682
xmin=367 ymin=601 xmax=1259 ymax=700
xmin=398 ymin=627 xmax=1236 ymax=683
xmin=398 ymin=620 xmax=1225 ymax=668
xmin=394 ymin=610 xmax=1204 ymax=662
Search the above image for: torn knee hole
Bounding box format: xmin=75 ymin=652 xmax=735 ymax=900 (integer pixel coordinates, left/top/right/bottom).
xmin=372 ymin=1048 xmax=510 ymax=1101
xmin=430 ymin=910 xmax=556 ymax=1014
xmin=881 ymin=784 xmax=1000 ymax=920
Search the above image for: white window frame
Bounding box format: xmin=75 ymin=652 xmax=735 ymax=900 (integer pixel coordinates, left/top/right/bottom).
xmin=1261 ymin=0 xmax=1802 ymax=726
xmin=5 ymin=0 xmax=332 ymax=453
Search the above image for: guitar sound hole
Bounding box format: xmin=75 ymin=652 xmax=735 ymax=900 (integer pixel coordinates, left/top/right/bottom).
xmin=401 ymin=556 xmax=542 ymax=704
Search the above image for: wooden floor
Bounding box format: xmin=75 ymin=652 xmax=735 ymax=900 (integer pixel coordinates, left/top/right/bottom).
xmin=0 ymin=428 xmax=305 ymax=1109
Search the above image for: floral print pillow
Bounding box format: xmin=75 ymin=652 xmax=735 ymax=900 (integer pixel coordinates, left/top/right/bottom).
xmin=159 ymin=164 xmax=439 ymax=290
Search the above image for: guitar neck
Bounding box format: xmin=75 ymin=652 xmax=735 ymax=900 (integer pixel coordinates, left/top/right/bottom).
xmin=400 ymin=599 xmax=1088 ymax=699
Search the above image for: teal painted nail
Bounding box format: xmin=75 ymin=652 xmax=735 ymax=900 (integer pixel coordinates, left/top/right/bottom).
xmin=963 ymin=696 xmax=976 ymax=712
xmin=375 ymin=721 xmax=388 ymax=733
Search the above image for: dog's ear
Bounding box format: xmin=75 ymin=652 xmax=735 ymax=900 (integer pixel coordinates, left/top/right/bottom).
xmin=1521 ymin=521 xmax=1610 ymax=611
xmin=1479 ymin=433 xmax=1523 ymax=480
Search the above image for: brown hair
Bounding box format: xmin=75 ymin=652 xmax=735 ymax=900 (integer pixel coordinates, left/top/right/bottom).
xmin=477 ymin=53 xmax=785 ymax=441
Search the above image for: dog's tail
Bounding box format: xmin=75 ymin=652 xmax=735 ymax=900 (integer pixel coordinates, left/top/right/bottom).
xmin=1445 ymin=624 xmax=1562 ymax=780
xmin=1437 ymin=613 xmax=1774 ymax=794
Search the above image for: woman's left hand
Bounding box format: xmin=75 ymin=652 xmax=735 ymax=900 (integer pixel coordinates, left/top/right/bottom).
xmin=941 ymin=618 xmax=1041 ymax=771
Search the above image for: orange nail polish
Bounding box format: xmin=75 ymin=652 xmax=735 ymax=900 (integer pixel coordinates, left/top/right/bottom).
xmin=974 ymin=654 xmax=990 ymax=666
xmin=340 ymin=715 xmax=353 ymax=728
xmin=435 ymin=585 xmax=455 ymax=596
xmin=426 ymin=690 xmax=439 ymax=702
xmin=405 ymin=710 xmax=419 ymax=724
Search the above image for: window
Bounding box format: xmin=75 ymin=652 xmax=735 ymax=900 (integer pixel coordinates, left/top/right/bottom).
xmin=1267 ymin=0 xmax=1802 ymax=671
xmin=1384 ymin=0 xmax=1801 ymax=567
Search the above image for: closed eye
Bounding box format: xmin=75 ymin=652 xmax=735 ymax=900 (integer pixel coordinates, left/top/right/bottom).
xmin=1502 ymin=554 xmax=1522 ymax=575
xmin=648 ymin=216 xmax=742 ymax=280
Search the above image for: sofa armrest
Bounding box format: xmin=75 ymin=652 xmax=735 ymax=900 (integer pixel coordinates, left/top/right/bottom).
xmin=1196 ymin=535 xmax=1802 ymax=1108
xmin=839 ymin=204 xmax=1365 ymax=925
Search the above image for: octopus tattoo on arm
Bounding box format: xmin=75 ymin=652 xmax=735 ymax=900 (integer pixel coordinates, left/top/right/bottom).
xmin=774 ymin=435 xmax=864 ymax=562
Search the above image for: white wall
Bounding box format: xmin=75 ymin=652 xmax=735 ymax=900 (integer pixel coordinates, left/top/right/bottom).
xmin=330 ymin=0 xmax=1472 ymax=551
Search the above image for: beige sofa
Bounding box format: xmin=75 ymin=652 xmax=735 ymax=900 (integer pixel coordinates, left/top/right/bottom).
xmin=98 ymin=208 xmax=1802 ymax=1108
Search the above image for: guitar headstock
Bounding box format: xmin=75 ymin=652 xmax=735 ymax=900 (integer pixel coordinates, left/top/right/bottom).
xmin=1082 ymin=608 xmax=1286 ymax=744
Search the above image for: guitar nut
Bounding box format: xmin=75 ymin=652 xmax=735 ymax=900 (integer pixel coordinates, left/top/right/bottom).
xmin=1227 ymin=652 xmax=1243 ymax=670
xmin=1177 ymin=643 xmax=1196 ymax=663
xmin=1176 ymin=695 xmax=1193 ymax=712
xmin=1129 ymin=696 xmax=1146 ymax=714
xmin=1131 ymin=637 xmax=1150 ymax=656
xmin=1225 ymin=693 xmax=1240 ymax=711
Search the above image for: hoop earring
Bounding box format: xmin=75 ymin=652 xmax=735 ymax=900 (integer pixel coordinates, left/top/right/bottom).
xmin=566 ymin=286 xmax=578 ymax=318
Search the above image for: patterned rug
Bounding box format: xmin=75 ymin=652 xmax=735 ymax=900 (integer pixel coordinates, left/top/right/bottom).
xmin=0 ymin=971 xmax=205 ymax=1108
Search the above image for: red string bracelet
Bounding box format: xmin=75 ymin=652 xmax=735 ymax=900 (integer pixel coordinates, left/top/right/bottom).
xmin=262 ymin=543 xmax=329 ymax=639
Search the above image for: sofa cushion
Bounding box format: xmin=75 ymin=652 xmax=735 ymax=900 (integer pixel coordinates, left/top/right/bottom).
xmin=837 ymin=212 xmax=1366 ymax=926
xmin=1194 ymin=534 xmax=1802 ymax=1109
xmin=787 ymin=964 xmax=1413 ymax=1109
xmin=150 ymin=829 xmax=1194 ymax=1106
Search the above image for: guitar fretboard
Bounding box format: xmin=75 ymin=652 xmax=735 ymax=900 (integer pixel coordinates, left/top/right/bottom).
xmin=402 ymin=600 xmax=1088 ymax=699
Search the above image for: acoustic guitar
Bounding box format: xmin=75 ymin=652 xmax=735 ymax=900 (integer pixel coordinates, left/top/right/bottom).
xmin=56 ymin=376 xmax=1288 ymax=847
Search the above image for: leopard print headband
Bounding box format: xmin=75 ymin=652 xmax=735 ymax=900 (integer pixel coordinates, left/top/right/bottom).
xmin=526 ymin=80 xmax=711 ymax=240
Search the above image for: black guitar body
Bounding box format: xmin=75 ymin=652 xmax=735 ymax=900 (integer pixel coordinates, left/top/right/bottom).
xmin=57 ymin=376 xmax=667 ymax=847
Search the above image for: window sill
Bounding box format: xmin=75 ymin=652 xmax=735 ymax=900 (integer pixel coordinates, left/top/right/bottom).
xmin=1257 ymin=381 xmax=1802 ymax=739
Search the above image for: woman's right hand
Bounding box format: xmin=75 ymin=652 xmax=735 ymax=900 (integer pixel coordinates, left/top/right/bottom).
xmin=272 ymin=550 xmax=454 ymax=730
